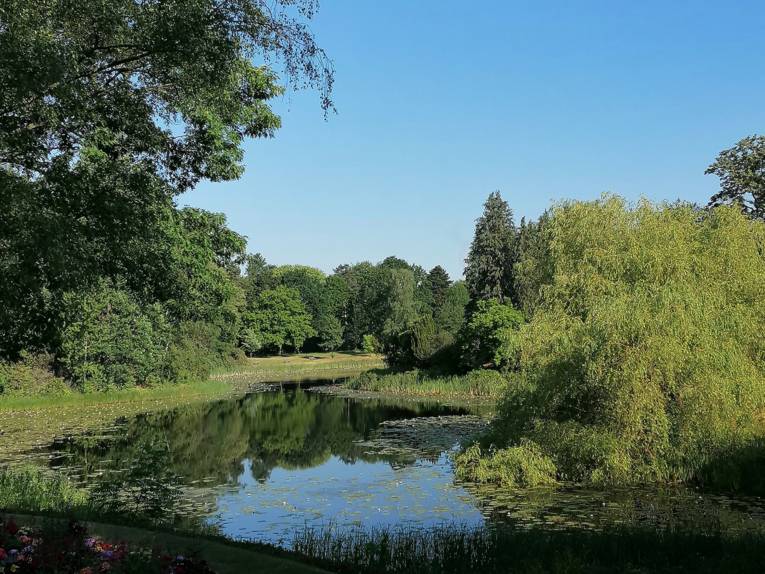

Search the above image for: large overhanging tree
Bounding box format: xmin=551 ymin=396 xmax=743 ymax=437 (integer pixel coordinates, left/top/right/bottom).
xmin=0 ymin=0 xmax=333 ymax=185
xmin=0 ymin=0 xmax=333 ymax=357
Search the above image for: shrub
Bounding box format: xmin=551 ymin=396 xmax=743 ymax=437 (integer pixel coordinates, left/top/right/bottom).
xmin=362 ymin=334 xmax=381 ymax=354
xmin=479 ymin=197 xmax=765 ymax=488
xmin=166 ymin=321 xmax=230 ymax=384
xmin=460 ymin=299 xmax=524 ymax=371
xmin=454 ymin=442 xmax=558 ymax=488
xmin=59 ymin=280 xmax=171 ymax=391
xmin=0 ymin=352 xmax=70 ymax=397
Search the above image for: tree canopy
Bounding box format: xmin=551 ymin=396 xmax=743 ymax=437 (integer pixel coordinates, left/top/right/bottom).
xmin=464 ymin=191 xmax=518 ymax=305
xmin=707 ymin=135 xmax=765 ymax=219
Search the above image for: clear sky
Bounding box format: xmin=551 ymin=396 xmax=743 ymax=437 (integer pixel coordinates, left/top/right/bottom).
xmin=180 ymin=0 xmax=765 ymax=279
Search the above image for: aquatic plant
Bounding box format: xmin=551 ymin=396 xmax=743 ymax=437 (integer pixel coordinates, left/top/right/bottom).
xmin=454 ymin=442 xmax=557 ymax=488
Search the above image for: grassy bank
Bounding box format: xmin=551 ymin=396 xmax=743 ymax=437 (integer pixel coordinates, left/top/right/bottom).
xmin=0 ymin=352 xmax=384 ymax=464
xmin=344 ymin=369 xmax=507 ymax=400
xmin=0 ymin=352 xmax=383 ymax=412
xmin=212 ymin=352 xmax=385 ymax=384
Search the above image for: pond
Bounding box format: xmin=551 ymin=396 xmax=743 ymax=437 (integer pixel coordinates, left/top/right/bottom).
xmin=21 ymin=382 xmax=765 ymax=544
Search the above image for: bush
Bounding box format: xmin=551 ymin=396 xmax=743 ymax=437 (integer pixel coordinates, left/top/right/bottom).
xmin=362 ymin=334 xmax=381 ymax=354
xmin=479 ymin=197 xmax=765 ymax=488
xmin=454 ymin=442 xmax=558 ymax=488
xmin=460 ymin=299 xmax=524 ymax=371
xmin=59 ymin=280 xmax=171 ymax=391
xmin=0 ymin=352 xmax=70 ymax=397
xmin=166 ymin=320 xmax=240 ymax=384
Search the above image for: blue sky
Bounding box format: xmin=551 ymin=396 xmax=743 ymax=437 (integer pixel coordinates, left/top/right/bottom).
xmin=180 ymin=0 xmax=765 ymax=279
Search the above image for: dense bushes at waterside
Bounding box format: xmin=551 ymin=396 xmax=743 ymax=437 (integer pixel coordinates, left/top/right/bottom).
xmin=460 ymin=197 xmax=765 ymax=489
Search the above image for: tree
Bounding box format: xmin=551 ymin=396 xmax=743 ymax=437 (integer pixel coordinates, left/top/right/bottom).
xmin=707 ymin=135 xmax=765 ymax=219
xmin=514 ymin=213 xmax=554 ymax=317
xmin=0 ymin=0 xmax=332 ymax=183
xmin=436 ymin=281 xmax=470 ymax=335
xmin=0 ymin=0 xmax=331 ymax=360
xmin=460 ymin=299 xmax=524 ymax=371
xmin=334 ymin=262 xmax=388 ymax=348
xmin=428 ymin=266 xmax=451 ymax=312
xmin=242 ymin=286 xmax=315 ymax=354
xmin=59 ymin=280 xmax=171 ymax=391
xmin=481 ymin=197 xmax=765 ymax=487
xmin=243 ymin=253 xmax=277 ymax=304
xmin=464 ymin=191 xmax=518 ymax=305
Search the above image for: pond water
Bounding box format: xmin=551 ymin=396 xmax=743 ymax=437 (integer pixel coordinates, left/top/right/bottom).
xmin=27 ymin=382 xmax=765 ymax=544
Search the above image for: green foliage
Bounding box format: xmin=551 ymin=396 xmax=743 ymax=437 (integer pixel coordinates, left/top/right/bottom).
xmin=454 ymin=442 xmax=558 ymax=488
xmin=482 ymin=197 xmax=765 ymax=487
xmin=464 ymin=191 xmax=518 ymax=305
xmin=362 ymin=335 xmax=381 ymax=354
xmin=0 ymin=466 xmax=88 ymax=513
xmin=435 ymin=281 xmax=470 ymax=335
xmin=347 ymin=369 xmax=508 ymax=399
xmin=60 ymin=280 xmax=171 ymax=391
xmin=0 ymin=352 xmax=70 ymax=397
xmin=166 ymin=321 xmax=237 ymax=384
xmin=0 ymin=0 xmax=331 ymax=183
xmin=514 ymin=213 xmax=554 ymax=317
xmin=460 ymin=299 xmax=524 ymax=371
xmin=272 ymin=265 xmax=347 ymax=351
xmin=411 ymin=316 xmax=453 ymax=364
xmin=427 ymin=265 xmax=451 ymax=311
xmin=707 ymin=135 xmax=765 ymax=219
xmin=242 ymin=286 xmax=316 ymax=354
xmin=0 ymin=0 xmax=331 ymax=385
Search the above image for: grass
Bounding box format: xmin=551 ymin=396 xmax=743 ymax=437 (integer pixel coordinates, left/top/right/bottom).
xmin=344 ymin=369 xmax=508 ymax=400
xmin=0 ymin=352 xmax=383 ymax=412
xmin=212 ymin=351 xmax=385 ymax=383
xmin=293 ymin=523 xmax=765 ymax=574
xmin=0 ymin=466 xmax=89 ymax=513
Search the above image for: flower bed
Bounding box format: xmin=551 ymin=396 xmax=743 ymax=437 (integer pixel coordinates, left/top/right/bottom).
xmin=0 ymin=516 xmax=216 ymax=573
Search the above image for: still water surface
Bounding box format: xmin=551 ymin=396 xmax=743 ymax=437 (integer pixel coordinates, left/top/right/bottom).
xmin=32 ymin=382 xmax=765 ymax=544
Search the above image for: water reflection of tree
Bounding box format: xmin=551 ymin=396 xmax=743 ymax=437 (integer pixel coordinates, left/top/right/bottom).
xmin=51 ymin=389 xmax=462 ymax=488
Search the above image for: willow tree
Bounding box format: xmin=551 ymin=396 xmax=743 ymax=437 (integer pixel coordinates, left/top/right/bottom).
xmin=465 ymin=197 xmax=765 ymax=490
